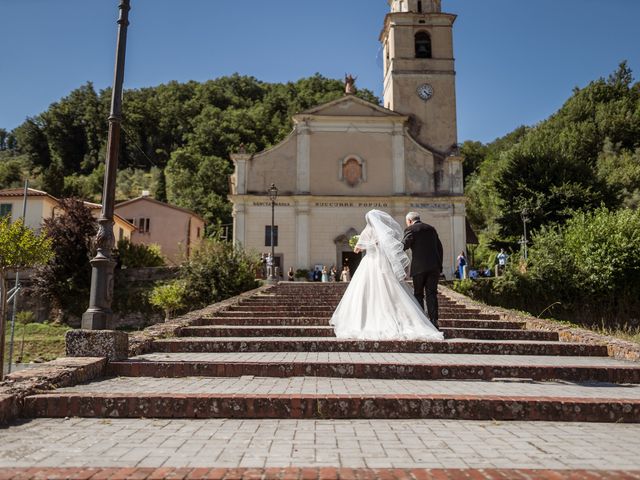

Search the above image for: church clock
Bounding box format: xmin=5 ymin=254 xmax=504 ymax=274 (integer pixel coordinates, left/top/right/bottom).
xmin=416 ymin=83 xmax=433 ymax=101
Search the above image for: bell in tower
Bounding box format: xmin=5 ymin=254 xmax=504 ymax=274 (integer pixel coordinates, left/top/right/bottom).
xmin=389 ymin=0 xmax=441 ymax=13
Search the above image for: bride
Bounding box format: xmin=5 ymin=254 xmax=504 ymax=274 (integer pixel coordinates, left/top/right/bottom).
xmin=330 ymin=210 xmax=444 ymax=341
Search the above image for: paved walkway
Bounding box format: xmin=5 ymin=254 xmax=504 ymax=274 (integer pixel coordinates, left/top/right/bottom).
xmin=2 ymin=418 xmax=640 ymax=470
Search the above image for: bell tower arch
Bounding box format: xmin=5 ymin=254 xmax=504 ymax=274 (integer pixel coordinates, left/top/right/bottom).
xmin=381 ymin=0 xmax=458 ymax=154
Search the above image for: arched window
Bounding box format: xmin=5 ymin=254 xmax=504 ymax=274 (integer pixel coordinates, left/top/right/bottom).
xmin=415 ymin=31 xmax=432 ymax=59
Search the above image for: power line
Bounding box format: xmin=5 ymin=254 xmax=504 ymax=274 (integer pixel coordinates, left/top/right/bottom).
xmin=121 ymin=126 xmax=158 ymax=168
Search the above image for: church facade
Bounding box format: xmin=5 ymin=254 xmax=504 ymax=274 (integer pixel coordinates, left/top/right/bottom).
xmin=229 ymin=0 xmax=466 ymax=278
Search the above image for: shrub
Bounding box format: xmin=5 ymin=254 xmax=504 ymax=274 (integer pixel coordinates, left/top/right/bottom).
xmin=149 ymin=280 xmax=187 ymax=321
xmin=180 ymin=238 xmax=260 ymax=308
xmin=460 ymin=208 xmax=640 ymax=327
xmin=116 ymin=239 xmax=165 ymax=268
xmin=295 ymin=268 xmax=309 ymax=279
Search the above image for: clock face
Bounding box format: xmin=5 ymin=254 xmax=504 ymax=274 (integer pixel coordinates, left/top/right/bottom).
xmin=417 ymin=83 xmax=434 ymax=101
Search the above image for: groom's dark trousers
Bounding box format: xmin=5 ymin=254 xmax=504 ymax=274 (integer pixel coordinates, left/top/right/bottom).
xmin=412 ymin=270 xmax=440 ymax=327
xmin=403 ymin=220 xmax=444 ymax=327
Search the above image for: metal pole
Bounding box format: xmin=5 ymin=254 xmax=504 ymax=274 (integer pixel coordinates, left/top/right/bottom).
xmin=270 ymin=198 xmax=275 ymax=282
xmin=82 ymin=0 xmax=131 ymax=330
xmin=7 ymin=180 xmax=28 ymax=373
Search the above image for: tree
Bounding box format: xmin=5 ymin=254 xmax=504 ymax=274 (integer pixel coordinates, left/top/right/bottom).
xmin=165 ymin=147 xmax=232 ymax=228
xmin=460 ymin=140 xmax=488 ymax=182
xmin=33 ymin=198 xmax=97 ymax=321
xmin=0 ymin=128 xmax=8 ymax=151
xmin=155 ymin=168 xmax=168 ymax=203
xmin=0 ymin=217 xmax=53 ymax=380
xmin=12 ymin=118 xmax=51 ymax=168
xmin=40 ymin=157 xmax=65 ymax=198
xmin=0 ymin=157 xmax=25 ymax=189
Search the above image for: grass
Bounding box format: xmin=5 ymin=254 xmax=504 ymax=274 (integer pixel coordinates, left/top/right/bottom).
xmin=591 ymin=325 xmax=640 ymax=345
xmin=3 ymin=322 xmax=71 ymax=365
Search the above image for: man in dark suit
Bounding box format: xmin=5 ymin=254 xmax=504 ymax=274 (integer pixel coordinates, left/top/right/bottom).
xmin=402 ymin=212 xmax=443 ymax=328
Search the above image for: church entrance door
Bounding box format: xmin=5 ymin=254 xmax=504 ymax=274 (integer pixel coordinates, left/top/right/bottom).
xmin=341 ymin=251 xmax=362 ymax=277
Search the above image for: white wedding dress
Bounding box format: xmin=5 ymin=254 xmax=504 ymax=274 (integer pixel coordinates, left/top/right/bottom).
xmin=330 ymin=210 xmax=444 ymax=341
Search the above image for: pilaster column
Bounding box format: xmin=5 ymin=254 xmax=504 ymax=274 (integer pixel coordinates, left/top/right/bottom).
xmin=296 ymin=203 xmax=310 ymax=268
xmin=448 ymin=155 xmax=464 ymax=195
xmin=392 ymin=124 xmax=406 ymax=194
xmin=296 ymin=122 xmax=311 ymax=194
xmin=233 ymin=203 xmax=246 ymax=246
xmin=452 ymin=201 xmax=467 ymax=268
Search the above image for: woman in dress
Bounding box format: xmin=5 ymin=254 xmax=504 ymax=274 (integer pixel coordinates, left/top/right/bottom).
xmin=321 ymin=266 xmax=330 ymax=282
xmin=330 ymin=210 xmax=444 ymax=341
xmin=456 ymin=251 xmax=467 ymax=279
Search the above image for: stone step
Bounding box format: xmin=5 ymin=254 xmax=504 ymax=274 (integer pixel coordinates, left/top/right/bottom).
xmin=180 ymin=326 xmax=557 ymax=341
xmin=440 ymin=319 xmax=526 ymax=329
xmin=227 ymin=305 xmax=338 ymax=312
xmin=108 ymin=356 xmax=640 ymax=383
xmin=195 ymin=317 xmax=524 ymax=329
xmin=233 ymin=303 xmax=472 ymax=313
xmin=211 ymin=311 xmax=500 ymax=320
xmin=196 ymin=316 xmax=332 ymax=326
xmin=151 ymin=337 xmax=607 ymax=356
xmin=24 ymin=376 xmax=640 ymax=422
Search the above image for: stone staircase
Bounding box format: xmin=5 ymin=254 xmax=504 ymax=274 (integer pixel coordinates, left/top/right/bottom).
xmin=21 ymin=282 xmax=640 ymax=423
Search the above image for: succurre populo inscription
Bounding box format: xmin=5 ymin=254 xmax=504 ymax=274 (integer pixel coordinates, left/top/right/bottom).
xmin=252 ymin=201 xmax=391 ymax=208
xmin=314 ymin=202 xmax=389 ymax=208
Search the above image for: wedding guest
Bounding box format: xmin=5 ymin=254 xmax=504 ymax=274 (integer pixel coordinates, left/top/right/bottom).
xmin=340 ymin=266 xmax=351 ymax=282
xmin=329 ymin=265 xmax=337 ymax=282
xmin=456 ymin=251 xmax=467 ymax=279
xmin=321 ymin=266 xmax=329 ymax=282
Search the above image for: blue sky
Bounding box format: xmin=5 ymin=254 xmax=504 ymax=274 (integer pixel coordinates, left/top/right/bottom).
xmin=1 ymin=0 xmax=639 ymax=144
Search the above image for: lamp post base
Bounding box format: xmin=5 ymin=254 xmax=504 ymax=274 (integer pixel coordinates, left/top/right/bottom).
xmin=82 ymin=256 xmax=116 ymax=330
xmin=81 ymin=309 xmax=111 ymax=330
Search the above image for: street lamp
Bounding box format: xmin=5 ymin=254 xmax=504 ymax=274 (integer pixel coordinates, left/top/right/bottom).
xmin=267 ymin=183 xmax=278 ymax=284
xmin=82 ymin=0 xmax=131 ymax=329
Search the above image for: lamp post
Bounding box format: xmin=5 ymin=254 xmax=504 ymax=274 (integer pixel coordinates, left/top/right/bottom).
xmin=267 ymin=183 xmax=278 ymax=284
xmin=82 ymin=0 xmax=131 ymax=329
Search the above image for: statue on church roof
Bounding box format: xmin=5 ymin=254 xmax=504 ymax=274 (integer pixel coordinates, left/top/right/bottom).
xmin=345 ymin=74 xmax=357 ymax=95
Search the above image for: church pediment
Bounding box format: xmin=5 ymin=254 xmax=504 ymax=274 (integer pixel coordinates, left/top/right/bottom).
xmin=297 ymin=95 xmax=403 ymax=119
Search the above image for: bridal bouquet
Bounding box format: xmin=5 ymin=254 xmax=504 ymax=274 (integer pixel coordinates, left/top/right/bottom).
xmin=348 ymin=235 xmax=360 ymax=250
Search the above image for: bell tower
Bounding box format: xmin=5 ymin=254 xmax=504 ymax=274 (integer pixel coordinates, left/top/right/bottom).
xmin=381 ymin=0 xmax=458 ymax=153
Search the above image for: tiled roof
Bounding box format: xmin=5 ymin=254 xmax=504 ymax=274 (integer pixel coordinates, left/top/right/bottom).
xmin=0 ymin=188 xmax=58 ymax=201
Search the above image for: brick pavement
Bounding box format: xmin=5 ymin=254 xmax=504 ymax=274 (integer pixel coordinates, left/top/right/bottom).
xmin=1 ymin=468 xmax=640 ymax=479
xmin=2 ymin=419 xmax=640 ymax=470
